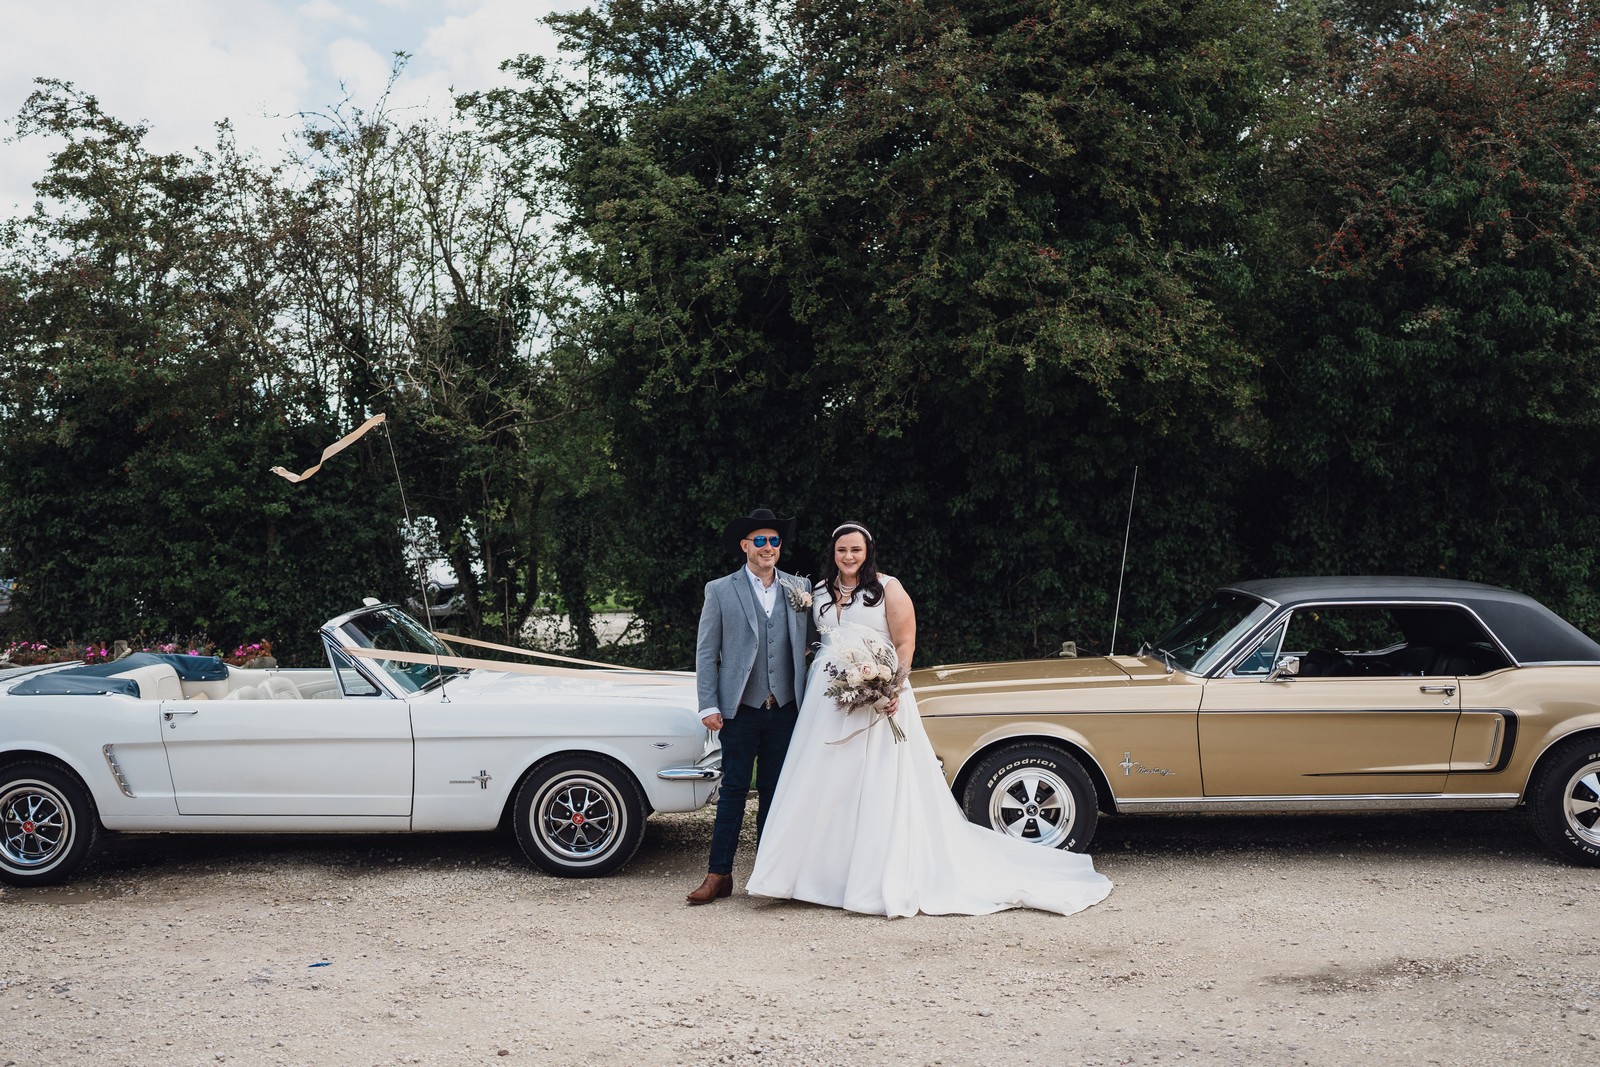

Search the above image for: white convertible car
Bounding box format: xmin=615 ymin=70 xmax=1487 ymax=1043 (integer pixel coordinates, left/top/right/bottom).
xmin=0 ymin=601 xmax=720 ymax=886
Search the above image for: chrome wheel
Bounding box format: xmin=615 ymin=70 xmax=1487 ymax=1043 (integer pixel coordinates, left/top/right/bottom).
xmin=513 ymin=756 xmax=648 ymax=878
xmin=1528 ymin=741 xmax=1600 ymax=867
xmin=962 ymin=742 xmax=1099 ymax=852
xmin=0 ymin=763 xmax=98 ymax=886
xmin=536 ymin=773 xmax=626 ymax=862
xmin=1561 ymin=759 xmax=1600 ymax=848
xmin=988 ymin=766 xmax=1075 ymax=848
xmin=0 ymin=780 xmax=72 ymax=871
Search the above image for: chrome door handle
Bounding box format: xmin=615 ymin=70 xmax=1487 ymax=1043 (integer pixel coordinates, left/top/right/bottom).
xmin=1419 ymin=684 xmax=1457 ymax=697
xmin=162 ymin=709 xmax=199 ymax=726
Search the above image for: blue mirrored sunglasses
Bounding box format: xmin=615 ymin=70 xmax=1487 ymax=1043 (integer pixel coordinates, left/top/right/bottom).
xmin=747 ymin=535 xmax=782 ymax=548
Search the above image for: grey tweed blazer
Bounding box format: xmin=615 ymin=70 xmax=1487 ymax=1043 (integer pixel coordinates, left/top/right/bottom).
xmin=694 ymin=568 xmax=812 ymax=718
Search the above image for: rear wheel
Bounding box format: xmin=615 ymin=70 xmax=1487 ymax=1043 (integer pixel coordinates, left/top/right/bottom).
xmin=1528 ymin=739 xmax=1600 ymax=867
xmin=0 ymin=762 xmax=99 ymax=887
xmin=961 ymin=742 xmax=1099 ymax=852
xmin=512 ymin=756 xmax=647 ymax=878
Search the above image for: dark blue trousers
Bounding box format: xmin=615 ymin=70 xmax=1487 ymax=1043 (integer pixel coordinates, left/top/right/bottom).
xmin=707 ymin=700 xmax=798 ymax=875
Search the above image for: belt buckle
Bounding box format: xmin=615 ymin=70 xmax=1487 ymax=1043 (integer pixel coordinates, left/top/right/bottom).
xmin=762 ymin=695 xmax=778 ymax=709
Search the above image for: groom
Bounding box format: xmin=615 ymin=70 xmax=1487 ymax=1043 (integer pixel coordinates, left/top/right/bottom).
xmin=685 ymin=507 xmax=813 ymax=905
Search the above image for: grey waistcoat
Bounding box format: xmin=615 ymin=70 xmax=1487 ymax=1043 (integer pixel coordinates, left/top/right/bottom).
xmin=739 ymin=593 xmax=796 ymax=709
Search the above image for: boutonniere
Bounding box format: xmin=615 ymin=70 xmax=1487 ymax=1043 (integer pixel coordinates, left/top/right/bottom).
xmin=780 ymin=577 xmax=813 ymax=613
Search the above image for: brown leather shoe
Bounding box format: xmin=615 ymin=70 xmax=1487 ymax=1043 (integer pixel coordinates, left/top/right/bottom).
xmin=685 ymin=872 xmax=733 ymax=905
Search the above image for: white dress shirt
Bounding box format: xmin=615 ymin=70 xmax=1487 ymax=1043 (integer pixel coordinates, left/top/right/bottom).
xmin=745 ymin=565 xmax=777 ymax=616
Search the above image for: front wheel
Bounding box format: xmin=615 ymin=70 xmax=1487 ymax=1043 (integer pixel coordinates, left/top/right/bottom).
xmin=0 ymin=762 xmax=100 ymax=887
xmin=512 ymin=756 xmax=647 ymax=878
xmin=1528 ymin=739 xmax=1600 ymax=867
xmin=961 ymin=742 xmax=1099 ymax=852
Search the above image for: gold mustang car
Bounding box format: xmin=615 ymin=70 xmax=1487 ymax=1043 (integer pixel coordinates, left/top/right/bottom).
xmin=914 ymin=577 xmax=1600 ymax=866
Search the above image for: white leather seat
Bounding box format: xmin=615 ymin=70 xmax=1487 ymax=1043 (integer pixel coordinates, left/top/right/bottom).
xmin=263 ymin=675 xmax=301 ymax=700
xmin=224 ymin=684 xmax=262 ymax=700
xmin=180 ymin=678 xmax=230 ymax=700
xmin=111 ymin=664 xmax=183 ymax=700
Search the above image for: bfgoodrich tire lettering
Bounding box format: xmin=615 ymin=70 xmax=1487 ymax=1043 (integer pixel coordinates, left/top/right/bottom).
xmin=513 ymin=755 xmax=647 ymax=878
xmin=961 ymin=742 xmax=1099 ymax=852
xmin=0 ymin=762 xmax=100 ymax=887
xmin=1528 ymin=740 xmax=1600 ymax=867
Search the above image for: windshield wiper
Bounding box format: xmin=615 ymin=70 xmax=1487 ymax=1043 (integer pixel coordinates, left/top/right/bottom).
xmin=422 ymin=665 xmax=467 ymax=691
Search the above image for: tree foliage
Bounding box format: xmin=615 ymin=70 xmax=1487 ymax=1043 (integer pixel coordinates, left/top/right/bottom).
xmin=0 ymin=83 xmax=404 ymax=661
xmin=4 ymin=1 xmax=1599 ymax=667
xmin=277 ymin=80 xmax=601 ymax=643
xmin=472 ymin=0 xmax=1283 ymax=664
xmin=1257 ymin=7 xmax=1600 ymax=631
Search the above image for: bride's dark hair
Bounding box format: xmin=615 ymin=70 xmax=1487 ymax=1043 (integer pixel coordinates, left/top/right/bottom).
xmin=820 ymin=522 xmax=884 ymax=609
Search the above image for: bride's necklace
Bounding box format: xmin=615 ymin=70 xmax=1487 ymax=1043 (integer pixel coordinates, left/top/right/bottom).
xmin=835 ymin=578 xmax=858 ymax=614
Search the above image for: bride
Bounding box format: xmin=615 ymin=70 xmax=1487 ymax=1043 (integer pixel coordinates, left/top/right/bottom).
xmin=746 ymin=522 xmax=1112 ymax=917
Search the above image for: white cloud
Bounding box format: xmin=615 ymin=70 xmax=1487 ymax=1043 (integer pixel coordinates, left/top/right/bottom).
xmin=297 ymin=0 xmax=367 ymax=30
xmin=1 ymin=1 xmax=317 ymax=211
xmin=0 ymin=0 xmax=577 ymax=216
xmin=417 ymin=0 xmax=563 ymax=90
xmin=324 ymin=35 xmax=399 ymax=106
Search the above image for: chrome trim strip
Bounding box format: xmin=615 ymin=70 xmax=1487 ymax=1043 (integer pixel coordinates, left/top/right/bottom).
xmin=917 ymin=676 xmax=1145 ymax=694
xmin=101 ymin=744 xmax=135 ymax=798
xmin=658 ymin=766 xmax=722 ymax=782
xmin=1199 ymin=707 xmax=1464 ymax=716
xmin=1519 ymin=660 xmax=1600 ymax=667
xmin=1486 ymin=717 xmax=1503 ymax=766
xmin=1115 ymin=793 xmax=1520 ymax=814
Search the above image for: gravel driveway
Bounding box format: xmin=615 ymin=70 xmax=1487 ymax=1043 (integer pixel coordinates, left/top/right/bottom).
xmin=2 ymin=806 xmax=1594 ymax=1066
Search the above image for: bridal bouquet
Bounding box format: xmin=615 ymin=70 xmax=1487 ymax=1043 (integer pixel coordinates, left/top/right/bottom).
xmin=820 ymin=623 xmax=906 ymax=743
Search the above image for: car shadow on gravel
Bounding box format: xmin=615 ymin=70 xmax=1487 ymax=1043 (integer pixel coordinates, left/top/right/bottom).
xmin=84 ymin=827 xmax=525 ymax=881
xmin=1090 ymin=807 xmax=1554 ymax=867
xmin=22 ymin=805 xmax=1559 ymax=897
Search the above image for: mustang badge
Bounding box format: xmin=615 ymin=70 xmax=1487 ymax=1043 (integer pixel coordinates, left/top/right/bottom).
xmin=1120 ymin=752 xmax=1175 ymax=778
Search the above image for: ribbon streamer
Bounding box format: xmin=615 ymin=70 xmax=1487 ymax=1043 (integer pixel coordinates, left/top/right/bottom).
xmin=434 ymin=631 xmax=690 ymax=675
xmin=271 ymin=413 xmax=388 ymax=483
xmin=340 ymin=645 xmax=690 ymax=685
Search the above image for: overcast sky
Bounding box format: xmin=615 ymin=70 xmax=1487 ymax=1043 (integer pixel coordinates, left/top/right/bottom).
xmin=0 ymin=0 xmax=579 ymax=217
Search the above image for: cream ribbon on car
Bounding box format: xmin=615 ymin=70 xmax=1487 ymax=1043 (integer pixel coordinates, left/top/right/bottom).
xmin=270 ymin=413 xmax=388 ymax=483
xmin=340 ymin=638 xmax=690 ymax=684
xmin=435 ymin=631 xmax=689 ymax=674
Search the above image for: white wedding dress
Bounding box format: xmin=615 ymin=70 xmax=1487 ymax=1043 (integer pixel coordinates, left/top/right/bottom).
xmin=746 ymin=576 xmax=1113 ymax=917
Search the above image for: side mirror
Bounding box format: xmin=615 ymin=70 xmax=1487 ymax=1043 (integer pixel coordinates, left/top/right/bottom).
xmin=1264 ymin=655 xmax=1300 ymax=683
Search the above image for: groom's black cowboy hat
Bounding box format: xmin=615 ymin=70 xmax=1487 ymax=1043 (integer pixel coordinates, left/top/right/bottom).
xmin=722 ymin=507 xmax=796 ymax=555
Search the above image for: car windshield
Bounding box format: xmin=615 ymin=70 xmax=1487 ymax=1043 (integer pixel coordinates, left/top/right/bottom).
xmin=339 ymin=605 xmax=466 ymax=694
xmin=1149 ymin=591 xmax=1274 ymax=675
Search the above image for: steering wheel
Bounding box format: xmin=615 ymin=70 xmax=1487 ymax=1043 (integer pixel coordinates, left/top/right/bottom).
xmin=1303 ymin=647 xmax=1352 ymax=677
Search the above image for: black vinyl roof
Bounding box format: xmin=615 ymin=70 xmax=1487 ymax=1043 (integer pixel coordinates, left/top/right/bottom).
xmin=1222 ymin=576 xmax=1600 ymax=665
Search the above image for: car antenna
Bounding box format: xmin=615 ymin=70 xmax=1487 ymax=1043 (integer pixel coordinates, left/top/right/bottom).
xmin=379 ymin=418 xmax=450 ymax=701
xmin=1108 ymin=466 xmax=1138 ymax=656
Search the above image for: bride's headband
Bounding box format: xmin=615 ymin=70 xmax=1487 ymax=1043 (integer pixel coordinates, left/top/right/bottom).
xmin=832 ymin=522 xmax=873 ymax=543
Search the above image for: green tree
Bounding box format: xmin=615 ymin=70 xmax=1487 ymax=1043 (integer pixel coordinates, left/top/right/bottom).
xmin=279 ymin=73 xmax=607 ymax=645
xmin=1255 ymin=9 xmax=1600 ymax=630
xmin=475 ymin=0 xmax=1287 ymax=663
xmin=0 ymin=82 xmax=404 ymax=660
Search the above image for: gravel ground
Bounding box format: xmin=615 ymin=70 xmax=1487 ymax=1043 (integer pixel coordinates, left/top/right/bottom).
xmin=1 ymin=806 xmax=1595 ymax=1067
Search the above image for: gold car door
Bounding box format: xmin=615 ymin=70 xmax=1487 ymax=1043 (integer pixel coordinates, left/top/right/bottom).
xmin=1198 ymin=675 xmax=1460 ymax=796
